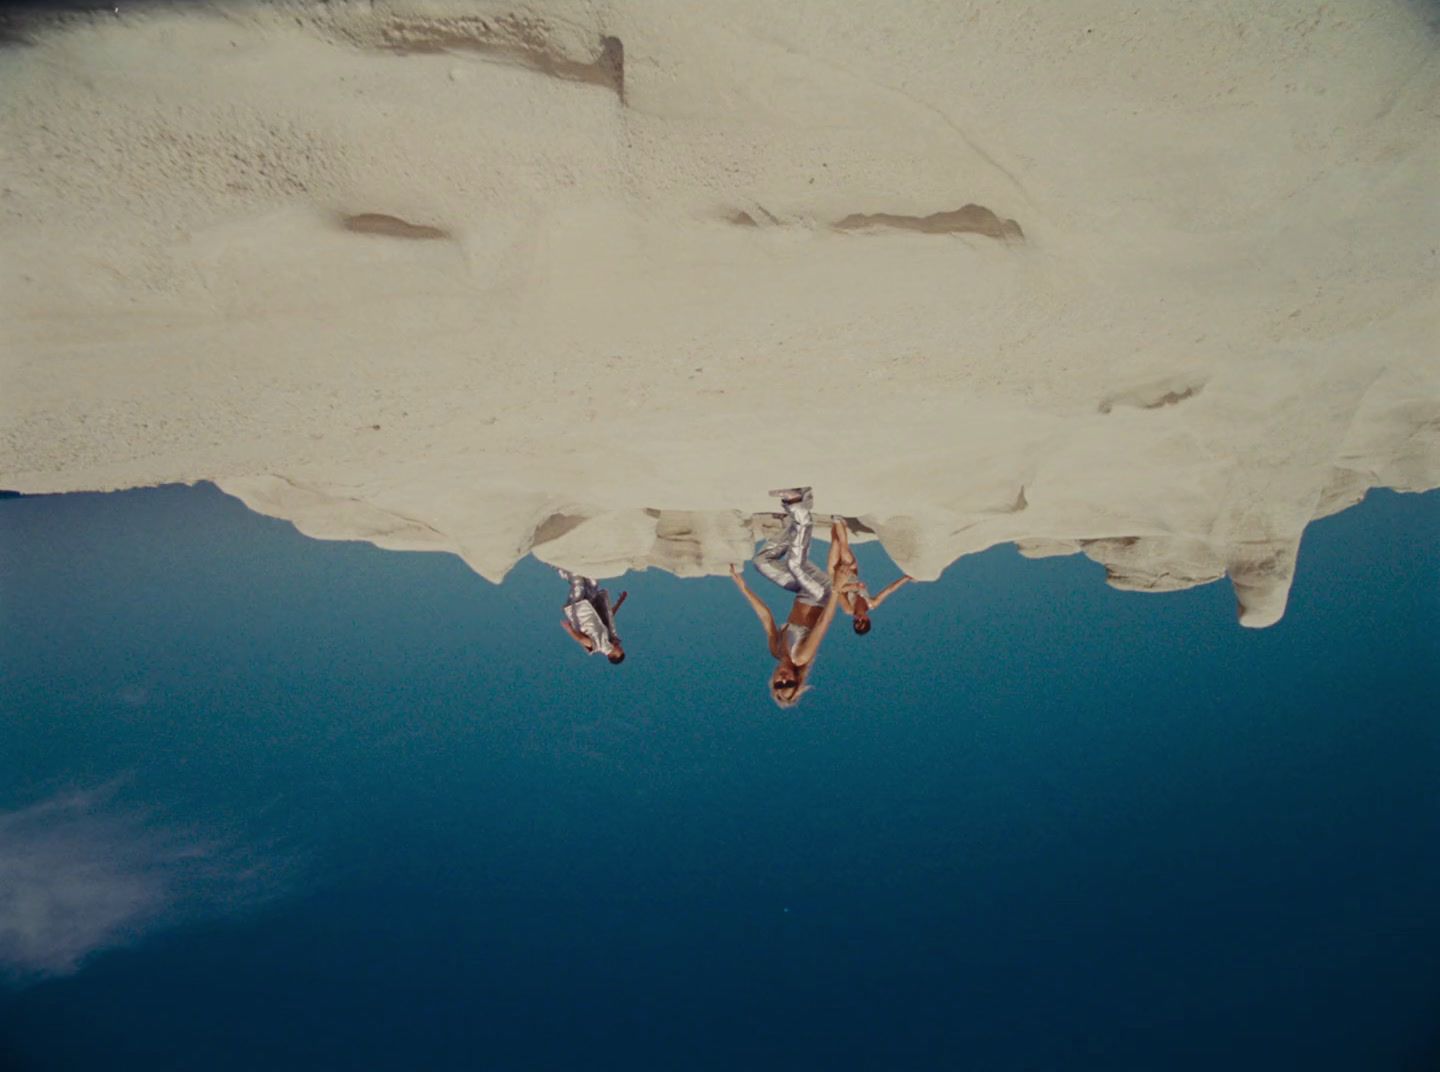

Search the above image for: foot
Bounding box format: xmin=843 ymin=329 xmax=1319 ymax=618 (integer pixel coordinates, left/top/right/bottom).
xmin=768 ymin=486 xmax=812 ymax=505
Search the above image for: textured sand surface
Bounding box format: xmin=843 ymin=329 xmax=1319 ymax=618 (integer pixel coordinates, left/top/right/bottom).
xmin=2 ymin=1 xmax=1437 ymax=625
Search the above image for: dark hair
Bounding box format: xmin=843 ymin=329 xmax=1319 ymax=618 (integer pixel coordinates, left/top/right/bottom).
xmin=607 ymin=650 xmax=626 ymax=664
xmin=853 ymin=617 xmax=872 ymax=635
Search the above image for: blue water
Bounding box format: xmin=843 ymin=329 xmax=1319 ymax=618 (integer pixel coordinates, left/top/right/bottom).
xmin=1 ymin=484 xmax=1437 ymax=1070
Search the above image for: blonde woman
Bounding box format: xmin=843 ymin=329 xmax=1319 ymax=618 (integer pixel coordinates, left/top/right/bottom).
xmin=730 ymin=488 xmax=857 ymax=707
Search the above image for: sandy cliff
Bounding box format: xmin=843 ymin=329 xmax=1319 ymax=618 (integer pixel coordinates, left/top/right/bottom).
xmin=2 ymin=1 xmax=1436 ymax=625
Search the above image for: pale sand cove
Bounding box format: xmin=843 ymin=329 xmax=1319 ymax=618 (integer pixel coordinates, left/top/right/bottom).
xmin=1 ymin=1 xmax=1436 ymax=626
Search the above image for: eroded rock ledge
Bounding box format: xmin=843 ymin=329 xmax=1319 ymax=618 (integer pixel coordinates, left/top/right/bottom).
xmin=3 ymin=1 xmax=1436 ymax=630
xmin=216 ymin=441 xmax=1434 ymax=631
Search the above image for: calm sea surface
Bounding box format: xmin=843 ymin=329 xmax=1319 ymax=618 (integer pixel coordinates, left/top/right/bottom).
xmin=1 ymin=484 xmax=1437 ymax=1070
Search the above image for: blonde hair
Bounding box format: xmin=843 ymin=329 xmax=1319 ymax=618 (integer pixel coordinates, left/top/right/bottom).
xmin=772 ymin=685 xmax=814 ymax=709
xmin=770 ymin=665 xmax=814 ymax=708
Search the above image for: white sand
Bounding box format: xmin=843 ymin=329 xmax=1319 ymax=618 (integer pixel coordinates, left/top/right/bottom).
xmin=2 ymin=1 xmax=1436 ymax=625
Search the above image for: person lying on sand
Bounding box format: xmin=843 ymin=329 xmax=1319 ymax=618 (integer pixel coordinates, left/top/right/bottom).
xmin=730 ymin=487 xmax=858 ymax=708
xmin=827 ymin=518 xmax=914 ymax=634
xmin=558 ymin=569 xmax=626 ymax=664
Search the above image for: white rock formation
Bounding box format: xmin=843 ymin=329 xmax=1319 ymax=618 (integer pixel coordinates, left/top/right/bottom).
xmin=2 ymin=1 xmax=1436 ymax=625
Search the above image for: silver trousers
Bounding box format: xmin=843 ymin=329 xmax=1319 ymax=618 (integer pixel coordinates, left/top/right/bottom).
xmin=752 ymin=492 xmax=830 ymax=604
xmin=558 ymin=569 xmax=616 ymax=652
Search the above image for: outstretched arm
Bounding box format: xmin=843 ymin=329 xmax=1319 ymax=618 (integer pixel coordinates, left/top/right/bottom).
xmin=867 ymin=575 xmax=914 ymax=610
xmin=611 ymin=591 xmax=628 ymax=616
xmin=730 ymin=565 xmax=781 ymax=655
xmin=561 ymin=619 xmax=595 ymax=652
xmin=793 ymin=576 xmax=861 ymax=665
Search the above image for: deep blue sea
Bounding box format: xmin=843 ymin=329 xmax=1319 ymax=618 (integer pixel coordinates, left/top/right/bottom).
xmin=1 ymin=484 xmax=1437 ymax=1070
